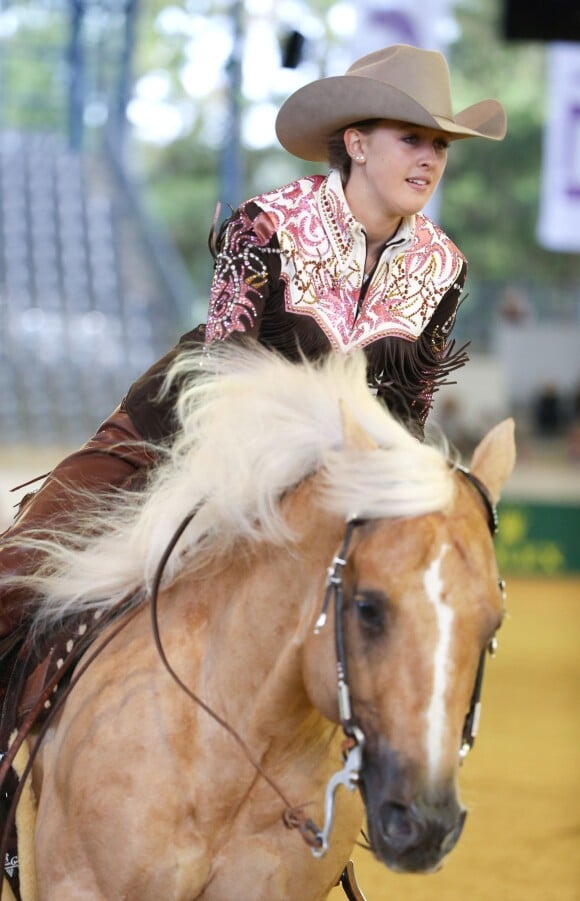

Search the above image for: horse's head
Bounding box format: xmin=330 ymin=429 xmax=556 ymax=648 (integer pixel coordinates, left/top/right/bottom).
xmin=302 ymin=413 xmax=515 ymax=874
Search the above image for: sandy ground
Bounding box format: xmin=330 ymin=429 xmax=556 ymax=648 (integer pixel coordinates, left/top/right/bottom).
xmin=330 ymin=578 xmax=580 ymax=901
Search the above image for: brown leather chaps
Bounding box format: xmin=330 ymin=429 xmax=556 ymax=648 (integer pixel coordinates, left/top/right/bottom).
xmin=0 ymin=408 xmax=157 ymax=637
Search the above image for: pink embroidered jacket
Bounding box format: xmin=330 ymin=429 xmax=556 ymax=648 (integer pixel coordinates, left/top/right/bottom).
xmin=124 ymin=173 xmax=468 ymax=441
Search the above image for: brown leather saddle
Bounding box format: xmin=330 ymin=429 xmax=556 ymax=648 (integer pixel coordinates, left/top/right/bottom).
xmin=0 ymin=625 xmax=61 ymax=900
xmin=0 ymin=600 xmax=135 ymax=901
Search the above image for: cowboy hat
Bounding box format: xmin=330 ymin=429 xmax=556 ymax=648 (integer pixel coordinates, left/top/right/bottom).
xmin=275 ymin=44 xmax=507 ymax=162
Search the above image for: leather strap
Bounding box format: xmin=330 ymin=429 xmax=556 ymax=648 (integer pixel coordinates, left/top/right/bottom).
xmin=339 ymin=860 xmax=367 ymax=900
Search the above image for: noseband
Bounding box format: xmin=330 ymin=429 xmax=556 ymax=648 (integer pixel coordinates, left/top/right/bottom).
xmin=310 ymin=465 xmax=506 ymax=857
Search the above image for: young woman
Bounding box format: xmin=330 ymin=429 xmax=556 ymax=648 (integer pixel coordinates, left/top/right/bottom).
xmin=0 ymin=44 xmax=506 ymax=640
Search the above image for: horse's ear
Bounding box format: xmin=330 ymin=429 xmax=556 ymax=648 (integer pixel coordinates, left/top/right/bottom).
xmin=340 ymin=400 xmax=378 ymax=451
xmin=470 ymin=418 xmax=516 ymax=503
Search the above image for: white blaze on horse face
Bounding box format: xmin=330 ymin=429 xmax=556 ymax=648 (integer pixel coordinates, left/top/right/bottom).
xmin=424 ymin=543 xmax=454 ymax=781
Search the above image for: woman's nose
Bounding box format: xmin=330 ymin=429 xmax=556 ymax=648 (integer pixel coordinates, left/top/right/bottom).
xmin=419 ymin=146 xmax=437 ymax=167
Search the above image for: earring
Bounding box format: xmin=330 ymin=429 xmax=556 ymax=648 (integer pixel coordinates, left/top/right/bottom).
xmin=356 ymin=155 xmax=365 ymax=162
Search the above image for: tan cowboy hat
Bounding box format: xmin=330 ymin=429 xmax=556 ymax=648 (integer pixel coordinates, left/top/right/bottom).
xmin=275 ymin=44 xmax=507 ymax=162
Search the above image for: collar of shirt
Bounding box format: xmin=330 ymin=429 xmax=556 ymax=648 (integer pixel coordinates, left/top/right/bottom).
xmin=322 ymin=170 xmax=415 ymax=279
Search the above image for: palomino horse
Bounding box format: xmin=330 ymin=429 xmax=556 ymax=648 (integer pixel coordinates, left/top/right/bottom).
xmin=1 ymin=346 xmax=515 ymax=900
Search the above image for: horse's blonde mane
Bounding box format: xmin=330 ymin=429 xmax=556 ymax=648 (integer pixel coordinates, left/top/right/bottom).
xmin=5 ymin=345 xmax=455 ymax=625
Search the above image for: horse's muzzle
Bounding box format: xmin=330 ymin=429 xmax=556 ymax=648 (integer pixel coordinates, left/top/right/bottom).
xmin=360 ymin=747 xmax=467 ymax=873
xmin=373 ymin=798 xmax=467 ymax=873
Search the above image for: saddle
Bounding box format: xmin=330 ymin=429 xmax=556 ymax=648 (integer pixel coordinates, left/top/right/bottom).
xmin=0 ymin=601 xmax=136 ymax=901
xmin=0 ymin=626 xmax=58 ymax=900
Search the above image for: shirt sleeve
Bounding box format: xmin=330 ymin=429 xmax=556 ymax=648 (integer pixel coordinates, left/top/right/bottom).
xmin=205 ymin=204 xmax=279 ymax=344
xmin=123 ymin=205 xmax=281 ymax=441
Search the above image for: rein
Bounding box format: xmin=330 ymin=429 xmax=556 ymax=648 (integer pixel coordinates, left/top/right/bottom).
xmin=147 ymin=507 xmax=325 ymax=851
xmin=146 ymin=508 xmax=368 ymax=898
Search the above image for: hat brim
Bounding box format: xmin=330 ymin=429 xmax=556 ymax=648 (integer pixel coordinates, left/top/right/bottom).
xmin=275 ymin=75 xmax=507 ymax=162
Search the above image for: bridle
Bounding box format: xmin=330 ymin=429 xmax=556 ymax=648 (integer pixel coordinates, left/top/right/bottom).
xmin=455 ymin=465 xmax=506 ymax=759
xmin=308 ymin=465 xmax=507 ymax=857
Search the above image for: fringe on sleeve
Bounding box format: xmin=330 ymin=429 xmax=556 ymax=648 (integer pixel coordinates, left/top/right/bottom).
xmin=368 ymin=332 xmax=470 ymax=436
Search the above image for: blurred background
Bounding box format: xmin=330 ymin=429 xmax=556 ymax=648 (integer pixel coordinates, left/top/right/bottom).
xmin=0 ymin=2 xmax=578 ymax=554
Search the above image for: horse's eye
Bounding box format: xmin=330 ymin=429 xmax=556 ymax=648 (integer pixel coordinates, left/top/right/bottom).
xmin=354 ymin=593 xmax=385 ymax=633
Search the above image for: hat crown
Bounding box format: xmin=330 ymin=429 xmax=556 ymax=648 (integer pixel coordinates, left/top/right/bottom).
xmin=275 ymin=43 xmax=506 ymax=162
xmin=347 ymin=44 xmax=454 ymax=120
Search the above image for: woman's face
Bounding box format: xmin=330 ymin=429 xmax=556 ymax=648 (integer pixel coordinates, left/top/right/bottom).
xmin=345 ymin=120 xmax=450 ymax=223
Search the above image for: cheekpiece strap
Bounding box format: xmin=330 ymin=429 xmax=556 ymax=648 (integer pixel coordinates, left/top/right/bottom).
xmin=456 ymin=465 xmax=499 ymax=536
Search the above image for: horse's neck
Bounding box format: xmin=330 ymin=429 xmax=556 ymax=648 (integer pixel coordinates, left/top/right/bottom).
xmin=176 ymin=487 xmax=345 ymax=752
xmin=205 ymin=555 xmax=328 ymax=730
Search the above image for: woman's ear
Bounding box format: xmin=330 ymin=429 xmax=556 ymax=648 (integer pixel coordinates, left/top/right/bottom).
xmin=343 ymin=128 xmax=365 ymax=163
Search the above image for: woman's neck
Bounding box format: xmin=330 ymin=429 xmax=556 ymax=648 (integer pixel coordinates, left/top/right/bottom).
xmin=344 ymin=177 xmax=403 ymax=249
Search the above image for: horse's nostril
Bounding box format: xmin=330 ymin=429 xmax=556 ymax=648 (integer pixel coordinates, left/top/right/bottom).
xmin=441 ymin=809 xmax=467 ymax=855
xmin=380 ymin=801 xmax=422 ymax=852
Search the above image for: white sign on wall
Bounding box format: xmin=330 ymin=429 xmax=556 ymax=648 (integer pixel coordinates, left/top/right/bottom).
xmin=351 ymin=0 xmax=456 ymax=60
xmin=537 ymin=43 xmax=580 ymax=253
